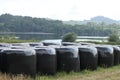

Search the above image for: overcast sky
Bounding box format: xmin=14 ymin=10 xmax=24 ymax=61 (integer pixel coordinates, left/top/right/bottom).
xmin=0 ymin=0 xmax=120 ymax=21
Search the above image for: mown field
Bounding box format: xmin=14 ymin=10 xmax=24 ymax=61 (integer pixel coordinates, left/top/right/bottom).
xmin=1 ymin=65 xmax=120 ymax=80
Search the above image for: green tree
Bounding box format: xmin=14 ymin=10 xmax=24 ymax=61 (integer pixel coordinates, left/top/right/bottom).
xmin=108 ymin=34 xmax=120 ymax=42
xmin=62 ymin=32 xmax=77 ymax=42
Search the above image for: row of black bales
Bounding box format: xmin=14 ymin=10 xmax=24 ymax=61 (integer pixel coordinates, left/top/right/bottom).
xmin=61 ymin=42 xmax=119 ymax=68
xmin=0 ymin=43 xmax=120 ymax=76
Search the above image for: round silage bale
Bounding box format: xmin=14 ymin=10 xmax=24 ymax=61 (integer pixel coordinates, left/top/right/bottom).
xmin=56 ymin=46 xmax=80 ymax=72
xmin=113 ymin=46 xmax=120 ymax=65
xmin=1 ymin=49 xmax=36 ymax=76
xmin=0 ymin=47 xmax=10 ymax=72
xmin=35 ymin=47 xmax=56 ymax=75
xmin=78 ymin=46 xmax=98 ymax=70
xmin=96 ymin=45 xmax=114 ymax=67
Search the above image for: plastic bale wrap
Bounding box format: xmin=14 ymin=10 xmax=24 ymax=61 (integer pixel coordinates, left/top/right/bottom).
xmin=0 ymin=50 xmax=2 ymax=71
xmin=62 ymin=42 xmax=77 ymax=46
xmin=1 ymin=49 xmax=36 ymax=76
xmin=56 ymin=46 xmax=80 ymax=72
xmin=0 ymin=47 xmax=10 ymax=72
xmin=113 ymin=46 xmax=120 ymax=65
xmin=35 ymin=47 xmax=56 ymax=75
xmin=78 ymin=46 xmax=98 ymax=70
xmin=96 ymin=46 xmax=114 ymax=67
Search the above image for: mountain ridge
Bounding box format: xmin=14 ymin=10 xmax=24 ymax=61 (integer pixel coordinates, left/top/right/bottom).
xmin=63 ymin=16 xmax=120 ymax=25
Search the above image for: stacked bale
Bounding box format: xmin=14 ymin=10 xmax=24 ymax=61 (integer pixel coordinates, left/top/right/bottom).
xmin=56 ymin=46 xmax=80 ymax=72
xmin=78 ymin=46 xmax=98 ymax=70
xmin=0 ymin=44 xmax=10 ymax=72
xmin=116 ymin=46 xmax=120 ymax=64
xmin=1 ymin=49 xmax=36 ymax=76
xmin=35 ymin=47 xmax=56 ymax=75
xmin=113 ymin=46 xmax=120 ymax=65
xmin=96 ymin=45 xmax=114 ymax=67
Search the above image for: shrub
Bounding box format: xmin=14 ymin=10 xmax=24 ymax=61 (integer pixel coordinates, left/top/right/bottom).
xmin=108 ymin=34 xmax=120 ymax=42
xmin=62 ymin=32 xmax=77 ymax=42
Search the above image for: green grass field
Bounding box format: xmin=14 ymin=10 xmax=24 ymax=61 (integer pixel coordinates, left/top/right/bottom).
xmin=1 ymin=65 xmax=120 ymax=80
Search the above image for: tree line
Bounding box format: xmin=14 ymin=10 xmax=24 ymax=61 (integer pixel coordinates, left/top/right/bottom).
xmin=0 ymin=14 xmax=119 ymax=40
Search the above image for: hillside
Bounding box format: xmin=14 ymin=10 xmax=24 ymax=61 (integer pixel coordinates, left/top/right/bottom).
xmin=0 ymin=14 xmax=119 ymax=39
xmin=63 ymin=16 xmax=120 ymax=25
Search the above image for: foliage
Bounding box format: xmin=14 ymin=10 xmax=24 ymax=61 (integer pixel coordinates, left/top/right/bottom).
xmin=108 ymin=34 xmax=120 ymax=42
xmin=0 ymin=14 xmax=119 ymax=40
xmin=62 ymin=32 xmax=77 ymax=42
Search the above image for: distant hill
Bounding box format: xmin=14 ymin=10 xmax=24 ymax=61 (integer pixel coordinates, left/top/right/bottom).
xmin=63 ymin=16 xmax=120 ymax=25
xmin=0 ymin=14 xmax=118 ymax=39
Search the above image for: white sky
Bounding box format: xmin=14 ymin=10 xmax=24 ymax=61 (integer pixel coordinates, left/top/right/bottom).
xmin=0 ymin=0 xmax=120 ymax=21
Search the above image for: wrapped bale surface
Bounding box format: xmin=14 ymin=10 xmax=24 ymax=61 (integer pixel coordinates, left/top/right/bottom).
xmin=62 ymin=42 xmax=77 ymax=46
xmin=29 ymin=42 xmax=43 ymax=47
xmin=0 ymin=47 xmax=10 ymax=72
xmin=1 ymin=49 xmax=36 ymax=76
xmin=78 ymin=46 xmax=98 ymax=70
xmin=96 ymin=45 xmax=114 ymax=67
xmin=113 ymin=46 xmax=120 ymax=65
xmin=35 ymin=47 xmax=56 ymax=75
xmin=56 ymin=46 xmax=80 ymax=72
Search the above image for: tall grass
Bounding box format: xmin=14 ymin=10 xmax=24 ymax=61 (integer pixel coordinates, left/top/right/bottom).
xmin=35 ymin=65 xmax=120 ymax=80
xmin=0 ymin=73 xmax=30 ymax=80
xmin=0 ymin=65 xmax=120 ymax=80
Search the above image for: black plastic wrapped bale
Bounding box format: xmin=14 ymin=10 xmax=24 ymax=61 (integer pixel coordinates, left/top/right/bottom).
xmin=1 ymin=49 xmax=36 ymax=76
xmin=96 ymin=46 xmax=114 ymax=67
xmin=35 ymin=47 xmax=56 ymax=75
xmin=78 ymin=46 xmax=98 ymax=70
xmin=56 ymin=46 xmax=80 ymax=72
xmin=113 ymin=46 xmax=120 ymax=65
xmin=0 ymin=47 xmax=10 ymax=72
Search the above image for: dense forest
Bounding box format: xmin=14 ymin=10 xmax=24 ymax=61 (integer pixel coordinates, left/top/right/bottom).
xmin=0 ymin=14 xmax=119 ymax=40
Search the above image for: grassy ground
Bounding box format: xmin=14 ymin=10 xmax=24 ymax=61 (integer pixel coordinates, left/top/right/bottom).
xmin=1 ymin=65 xmax=120 ymax=80
xmin=0 ymin=73 xmax=31 ymax=80
xmin=35 ymin=65 xmax=120 ymax=80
